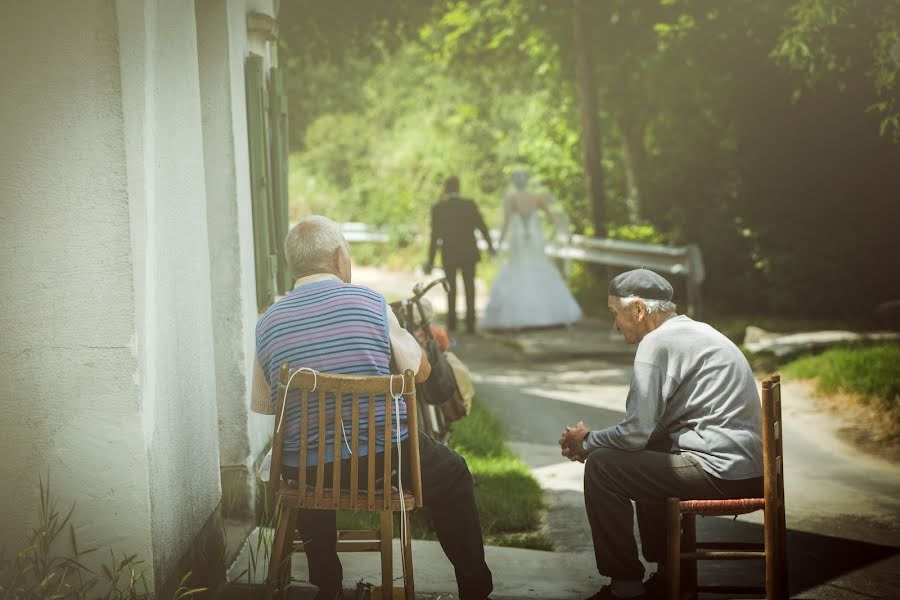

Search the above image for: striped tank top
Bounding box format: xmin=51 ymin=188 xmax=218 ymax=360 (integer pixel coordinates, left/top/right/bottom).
xmin=256 ymin=279 xmax=408 ymax=467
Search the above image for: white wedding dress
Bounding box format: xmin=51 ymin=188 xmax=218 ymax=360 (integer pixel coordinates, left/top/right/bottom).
xmin=481 ymin=208 xmax=583 ymax=330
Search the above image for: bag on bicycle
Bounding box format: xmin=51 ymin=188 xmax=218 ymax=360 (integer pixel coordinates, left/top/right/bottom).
xmin=416 ymin=338 xmax=461 ymax=406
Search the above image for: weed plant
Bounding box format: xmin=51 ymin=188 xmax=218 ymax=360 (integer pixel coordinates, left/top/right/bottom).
xmin=0 ymin=478 xmax=204 ymax=600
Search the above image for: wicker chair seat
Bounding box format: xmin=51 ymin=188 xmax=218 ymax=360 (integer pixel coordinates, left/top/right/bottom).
xmin=679 ymin=497 xmax=765 ymax=516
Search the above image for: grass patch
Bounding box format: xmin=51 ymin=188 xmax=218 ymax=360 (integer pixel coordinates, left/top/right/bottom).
xmin=332 ymin=398 xmax=552 ymax=551
xmin=465 ymin=455 xmax=544 ymax=533
xmin=449 ymin=400 xmax=547 ymax=542
xmin=485 ymin=532 xmax=555 ymax=551
xmin=783 ymin=343 xmax=900 ymax=418
xmin=447 ymin=400 xmax=508 ymax=458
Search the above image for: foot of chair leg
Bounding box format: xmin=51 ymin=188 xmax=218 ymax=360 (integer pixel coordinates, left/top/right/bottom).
xmin=266 ymin=507 xmax=294 ymax=600
xmin=401 ymin=512 xmax=415 ymax=600
xmin=379 ymin=512 xmax=393 ymax=598
xmin=666 ymin=498 xmax=682 ymax=600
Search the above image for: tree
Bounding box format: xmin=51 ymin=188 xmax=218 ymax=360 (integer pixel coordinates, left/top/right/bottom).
xmin=571 ymin=0 xmax=607 ymax=235
xmin=279 ymin=0 xmax=900 ymax=315
xmin=771 ymin=0 xmax=900 ymax=139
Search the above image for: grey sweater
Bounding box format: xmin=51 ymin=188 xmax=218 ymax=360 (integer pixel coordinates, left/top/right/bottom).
xmin=586 ymin=315 xmax=764 ymax=480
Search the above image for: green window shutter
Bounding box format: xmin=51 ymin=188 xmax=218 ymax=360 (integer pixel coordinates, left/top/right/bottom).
xmin=268 ymin=66 xmax=292 ymax=295
xmin=245 ymin=54 xmax=275 ymax=312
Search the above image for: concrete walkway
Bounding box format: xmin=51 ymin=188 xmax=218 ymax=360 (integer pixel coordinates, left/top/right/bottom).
xmin=227 ymin=529 xmax=602 ymax=599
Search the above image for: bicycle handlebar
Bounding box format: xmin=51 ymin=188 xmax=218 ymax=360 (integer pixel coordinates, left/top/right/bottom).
xmin=411 ymin=277 xmax=450 ymax=301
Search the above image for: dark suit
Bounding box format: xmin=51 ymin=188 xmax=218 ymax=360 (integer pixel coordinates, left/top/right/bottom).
xmin=427 ymin=195 xmax=494 ymax=332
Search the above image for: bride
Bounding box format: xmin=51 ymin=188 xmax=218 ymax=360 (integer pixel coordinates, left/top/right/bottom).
xmin=480 ymin=168 xmax=583 ymax=330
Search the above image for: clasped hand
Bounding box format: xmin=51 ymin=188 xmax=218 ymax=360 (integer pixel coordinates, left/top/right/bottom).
xmin=559 ymin=420 xmax=590 ymax=463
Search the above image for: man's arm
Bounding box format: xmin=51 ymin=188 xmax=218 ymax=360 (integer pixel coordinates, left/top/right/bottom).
xmin=584 ymin=361 xmax=667 ymax=452
xmin=387 ymin=306 xmax=430 ymax=382
xmin=415 ymin=347 xmax=432 ymax=383
xmin=471 ymin=202 xmax=495 ymax=254
xmin=426 ymin=204 xmax=440 ymax=271
xmin=250 ymin=355 xmax=274 ymax=415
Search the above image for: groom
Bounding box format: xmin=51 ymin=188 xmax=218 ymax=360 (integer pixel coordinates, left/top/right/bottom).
xmin=425 ymin=176 xmax=495 ymax=333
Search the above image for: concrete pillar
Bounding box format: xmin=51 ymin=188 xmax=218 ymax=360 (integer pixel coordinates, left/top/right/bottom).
xmin=194 ymin=0 xmax=267 ymax=518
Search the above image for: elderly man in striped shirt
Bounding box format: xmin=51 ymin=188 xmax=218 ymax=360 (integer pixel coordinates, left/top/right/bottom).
xmin=251 ymin=215 xmax=493 ymax=600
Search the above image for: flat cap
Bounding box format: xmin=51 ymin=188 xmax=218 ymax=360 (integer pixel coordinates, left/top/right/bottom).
xmin=608 ymin=268 xmax=673 ymax=301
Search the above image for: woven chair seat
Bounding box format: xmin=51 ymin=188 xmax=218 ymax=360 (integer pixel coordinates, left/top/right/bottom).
xmin=679 ymin=497 xmax=765 ymax=516
xmin=276 ymin=485 xmax=416 ymax=511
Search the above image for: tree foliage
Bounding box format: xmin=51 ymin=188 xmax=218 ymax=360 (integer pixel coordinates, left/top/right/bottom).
xmin=278 ymin=0 xmax=900 ymax=317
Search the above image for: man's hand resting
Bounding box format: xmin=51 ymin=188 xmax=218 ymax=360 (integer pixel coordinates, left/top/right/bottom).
xmin=559 ymin=421 xmax=590 ymax=463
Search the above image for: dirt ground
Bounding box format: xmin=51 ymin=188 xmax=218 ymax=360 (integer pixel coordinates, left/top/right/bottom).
xmin=804 ymin=387 xmax=900 ymax=464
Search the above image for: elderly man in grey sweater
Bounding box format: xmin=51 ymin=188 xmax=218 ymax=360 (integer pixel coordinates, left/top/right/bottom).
xmin=560 ymin=269 xmax=764 ymax=600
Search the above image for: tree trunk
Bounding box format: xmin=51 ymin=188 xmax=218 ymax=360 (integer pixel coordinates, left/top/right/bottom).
xmin=572 ymin=0 xmax=606 ymax=237
xmin=620 ymin=118 xmax=641 ymax=223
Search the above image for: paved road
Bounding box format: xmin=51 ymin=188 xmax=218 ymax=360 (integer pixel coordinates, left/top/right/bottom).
xmin=454 ymin=329 xmax=900 ymax=600
xmin=355 ymin=266 xmax=900 ymax=599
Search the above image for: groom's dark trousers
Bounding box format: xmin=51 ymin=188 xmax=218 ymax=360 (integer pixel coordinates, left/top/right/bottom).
xmin=444 ymin=260 xmax=476 ymax=333
xmin=427 ymin=194 xmax=493 ymax=332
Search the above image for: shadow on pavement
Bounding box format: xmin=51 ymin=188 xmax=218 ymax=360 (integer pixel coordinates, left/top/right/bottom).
xmin=689 ymin=517 xmax=900 ymax=598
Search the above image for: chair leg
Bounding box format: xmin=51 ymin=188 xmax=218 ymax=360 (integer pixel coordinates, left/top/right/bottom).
xmin=665 ymin=499 xmax=681 ymax=600
xmin=266 ymin=507 xmax=294 ymax=600
xmin=778 ymin=506 xmax=789 ymax=599
xmin=400 ymin=511 xmax=415 ymax=600
xmin=681 ymin=514 xmax=697 ymax=599
xmin=279 ymin=510 xmax=299 ymax=600
xmin=764 ymin=507 xmax=784 ymax=599
xmin=379 ymin=511 xmax=393 ymax=599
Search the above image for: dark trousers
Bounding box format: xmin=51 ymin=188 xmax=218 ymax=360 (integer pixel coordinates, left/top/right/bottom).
xmin=444 ymin=261 xmax=476 ymax=332
xmin=285 ymin=433 xmax=493 ymax=599
xmin=583 ymin=445 xmax=763 ymax=581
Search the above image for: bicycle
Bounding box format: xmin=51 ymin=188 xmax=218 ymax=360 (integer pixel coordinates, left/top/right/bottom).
xmin=389 ymin=277 xmax=459 ymax=443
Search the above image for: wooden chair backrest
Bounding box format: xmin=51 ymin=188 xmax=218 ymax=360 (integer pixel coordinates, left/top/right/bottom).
xmin=761 ymin=375 xmax=785 ymax=512
xmin=269 ymin=365 xmax=422 ymax=512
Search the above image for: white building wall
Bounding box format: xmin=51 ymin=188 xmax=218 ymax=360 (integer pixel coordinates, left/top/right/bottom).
xmin=0 ymin=0 xmax=153 ymax=563
xmin=2 ymin=0 xmax=280 ymax=589
xmin=115 ymin=0 xmax=222 ymax=587
xmin=195 ymin=0 xmax=279 ymax=516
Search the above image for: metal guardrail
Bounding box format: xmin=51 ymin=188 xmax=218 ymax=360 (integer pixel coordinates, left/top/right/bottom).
xmin=340 ymin=222 xmax=706 ymax=315
xmin=545 ymin=235 xmax=705 ymax=315
xmin=339 ymin=222 xmax=391 ymax=243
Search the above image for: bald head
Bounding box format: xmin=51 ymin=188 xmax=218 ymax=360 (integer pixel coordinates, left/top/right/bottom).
xmin=284 ymin=215 xmax=351 ymax=281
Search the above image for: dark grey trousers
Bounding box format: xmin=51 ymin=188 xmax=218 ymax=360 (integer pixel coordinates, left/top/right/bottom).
xmin=583 ymin=446 xmax=763 ymax=580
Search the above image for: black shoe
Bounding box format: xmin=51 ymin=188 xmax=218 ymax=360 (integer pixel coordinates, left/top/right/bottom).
xmin=585 ymin=586 xmax=647 ymax=600
xmin=643 ymin=572 xmax=664 ymax=599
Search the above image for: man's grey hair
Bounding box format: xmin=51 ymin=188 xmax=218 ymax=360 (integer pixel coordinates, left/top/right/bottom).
xmin=619 ymin=295 xmax=677 ymax=315
xmin=284 ymin=215 xmax=349 ymax=279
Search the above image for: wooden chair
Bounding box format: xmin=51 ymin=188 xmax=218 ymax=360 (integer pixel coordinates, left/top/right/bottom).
xmin=665 ymin=375 xmax=788 ymax=599
xmin=265 ymin=365 xmax=423 ymax=600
